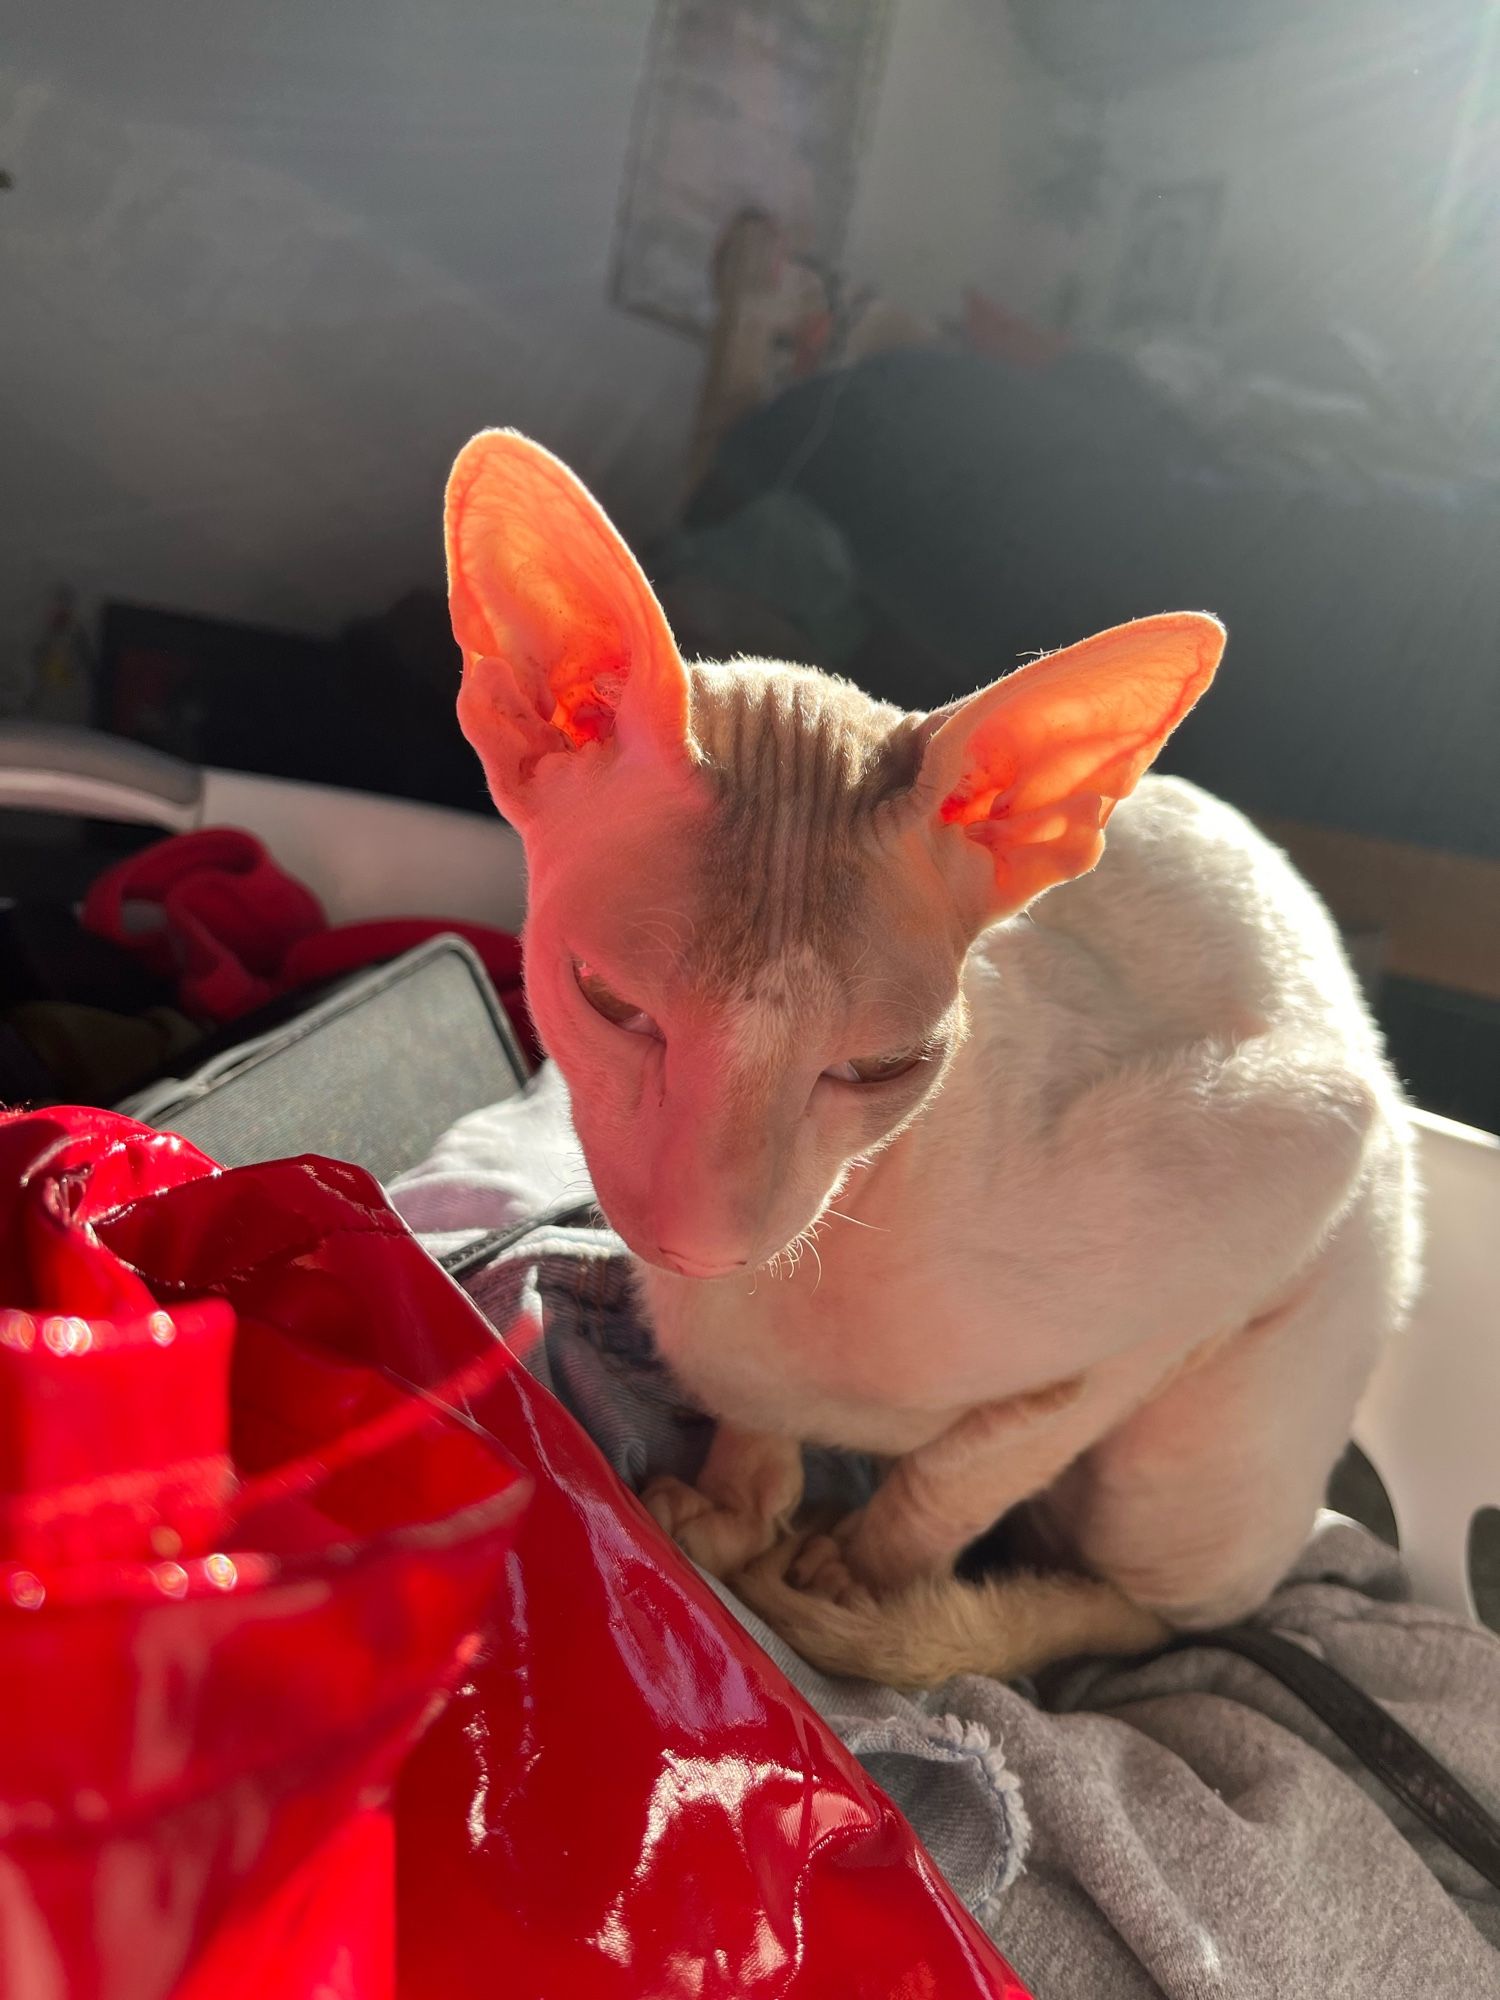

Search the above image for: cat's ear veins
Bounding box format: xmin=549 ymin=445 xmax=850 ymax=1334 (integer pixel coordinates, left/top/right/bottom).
xmin=444 ymin=429 xmax=691 ymax=814
xmin=913 ymin=612 xmax=1225 ymax=920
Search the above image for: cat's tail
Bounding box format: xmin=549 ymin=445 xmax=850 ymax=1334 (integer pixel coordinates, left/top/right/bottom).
xmin=733 ymin=1538 xmax=1166 ymax=1691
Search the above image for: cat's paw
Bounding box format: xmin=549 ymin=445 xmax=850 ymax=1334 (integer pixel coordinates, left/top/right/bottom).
xmin=640 ymin=1474 xmax=779 ymax=1579
xmin=821 ymin=1503 xmax=949 ymax=1596
xmin=787 ymin=1530 xmax=874 ymax=1608
xmin=738 ymin=1525 xmax=879 ymax=1616
xmin=730 ymin=1528 xmax=893 ymax=1680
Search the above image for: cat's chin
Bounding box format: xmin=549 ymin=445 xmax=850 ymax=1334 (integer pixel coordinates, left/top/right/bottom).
xmin=626 ymin=1199 xmax=853 ymax=1282
xmin=614 ymin=1230 xmax=754 ymax=1281
xmin=637 ymin=1235 xmax=825 ymax=1283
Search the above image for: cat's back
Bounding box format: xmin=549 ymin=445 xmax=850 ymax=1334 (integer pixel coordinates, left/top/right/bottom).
xmin=976 ymin=774 xmax=1378 ymax=1061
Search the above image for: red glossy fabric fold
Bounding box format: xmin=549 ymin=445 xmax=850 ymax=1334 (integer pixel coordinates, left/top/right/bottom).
xmin=0 ymin=1106 xmax=1031 ymax=2000
xmin=0 ymin=1108 xmax=526 ymax=2000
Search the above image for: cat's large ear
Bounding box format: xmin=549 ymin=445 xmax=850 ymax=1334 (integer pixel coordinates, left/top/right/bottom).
xmin=912 ymin=613 xmax=1225 ymax=919
xmin=445 ymin=430 xmax=691 ymax=821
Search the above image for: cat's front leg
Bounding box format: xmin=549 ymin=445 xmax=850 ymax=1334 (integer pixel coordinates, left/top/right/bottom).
xmin=642 ymin=1423 xmax=804 ymax=1580
xmin=731 ymin=1372 xmax=1167 ymax=1684
xmin=789 ymin=1367 xmax=1111 ymax=1598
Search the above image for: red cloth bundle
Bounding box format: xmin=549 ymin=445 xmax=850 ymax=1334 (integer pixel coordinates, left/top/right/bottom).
xmin=82 ymin=829 xmax=537 ymax=1058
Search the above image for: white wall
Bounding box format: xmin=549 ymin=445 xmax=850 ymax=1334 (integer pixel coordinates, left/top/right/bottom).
xmin=5 ymin=0 xmax=1487 ymax=700
xmin=0 ymin=0 xmax=696 ymax=687
xmin=844 ymin=0 xmax=1066 ymax=325
xmin=1074 ymin=0 xmax=1498 ymax=418
xmin=0 ymin=0 xmax=1077 ymax=697
xmin=849 ymin=0 xmax=1500 ymax=440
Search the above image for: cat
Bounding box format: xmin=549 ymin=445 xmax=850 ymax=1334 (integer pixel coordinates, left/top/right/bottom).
xmin=444 ymin=428 xmax=1420 ymax=1690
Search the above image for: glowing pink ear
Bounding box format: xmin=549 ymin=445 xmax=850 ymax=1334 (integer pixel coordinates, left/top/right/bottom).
xmin=445 ymin=430 xmax=690 ymax=819
xmin=918 ymin=613 xmax=1225 ymax=916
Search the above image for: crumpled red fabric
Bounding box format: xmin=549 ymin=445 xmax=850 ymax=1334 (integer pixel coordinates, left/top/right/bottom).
xmin=81 ymin=828 xmax=537 ymax=1056
xmin=0 ymin=1106 xmax=1032 ymax=2000
xmin=0 ymin=1106 xmax=527 ymax=2000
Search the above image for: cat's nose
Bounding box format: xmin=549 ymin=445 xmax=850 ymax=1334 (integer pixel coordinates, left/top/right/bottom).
xmin=655 ymin=1242 xmax=750 ymax=1279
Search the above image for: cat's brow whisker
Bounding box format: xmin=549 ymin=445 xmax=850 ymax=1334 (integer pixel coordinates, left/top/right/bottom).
xmin=846 ymin=936 xmax=875 ymax=980
xmin=634 ymin=911 xmax=695 ymax=951
xmin=845 ymin=970 xmax=905 ymax=1006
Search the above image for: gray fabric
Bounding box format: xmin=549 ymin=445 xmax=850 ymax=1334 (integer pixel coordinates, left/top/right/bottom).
xmin=726 ymin=1523 xmax=1500 ymax=1999
xmin=390 ymin=1072 xmax=1500 ymax=1999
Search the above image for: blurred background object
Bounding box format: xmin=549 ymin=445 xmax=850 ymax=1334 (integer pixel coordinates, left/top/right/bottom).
xmin=1 ymin=0 xmax=1496 ymax=1125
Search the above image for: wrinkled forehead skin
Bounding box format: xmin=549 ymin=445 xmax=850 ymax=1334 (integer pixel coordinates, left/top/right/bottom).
xmin=525 ymin=661 xmax=970 ymax=1058
xmin=533 ymin=791 xmax=962 ymax=1053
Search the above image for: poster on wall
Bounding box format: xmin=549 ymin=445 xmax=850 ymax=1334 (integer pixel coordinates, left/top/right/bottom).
xmin=1110 ymin=179 xmax=1226 ymax=331
xmin=612 ymin=0 xmax=893 ymax=338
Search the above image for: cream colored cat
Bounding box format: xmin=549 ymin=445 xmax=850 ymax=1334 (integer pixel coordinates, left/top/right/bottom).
xmin=445 ymin=429 xmax=1420 ymax=1689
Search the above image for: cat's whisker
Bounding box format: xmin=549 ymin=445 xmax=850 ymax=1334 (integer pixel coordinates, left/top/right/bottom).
xmin=823 ymin=1206 xmax=885 ymax=1233
xmin=767 ymin=1224 xmax=825 ymax=1293
xmin=803 ymin=1232 xmax=824 ymax=1293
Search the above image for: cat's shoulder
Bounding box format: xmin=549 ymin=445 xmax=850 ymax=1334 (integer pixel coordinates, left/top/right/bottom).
xmin=1095 ymin=775 xmax=1317 ymax=915
xmin=981 ymin=774 xmax=1360 ymax=1039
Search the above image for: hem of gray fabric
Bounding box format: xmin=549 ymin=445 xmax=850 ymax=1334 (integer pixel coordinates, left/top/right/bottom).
xmin=830 ymin=1710 xmax=1031 ymax=1913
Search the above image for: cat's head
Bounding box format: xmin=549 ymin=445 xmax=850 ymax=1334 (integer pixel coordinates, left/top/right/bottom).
xmin=446 ymin=430 xmax=1223 ymax=1278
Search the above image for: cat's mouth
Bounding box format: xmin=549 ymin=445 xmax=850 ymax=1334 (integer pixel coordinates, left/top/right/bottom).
xmin=654 ymin=1244 xmax=751 ymax=1280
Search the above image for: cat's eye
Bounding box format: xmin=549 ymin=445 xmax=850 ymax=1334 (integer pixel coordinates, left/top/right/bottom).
xmin=822 ymin=1048 xmax=925 ymax=1086
xmin=573 ymin=960 xmax=662 ymax=1040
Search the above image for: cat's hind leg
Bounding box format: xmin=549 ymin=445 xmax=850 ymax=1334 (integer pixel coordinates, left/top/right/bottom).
xmin=1039 ymin=1177 xmax=1408 ymax=1632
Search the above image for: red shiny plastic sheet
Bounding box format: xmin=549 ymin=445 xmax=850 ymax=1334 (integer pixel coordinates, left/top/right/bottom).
xmin=0 ymin=1106 xmax=1031 ymax=2000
